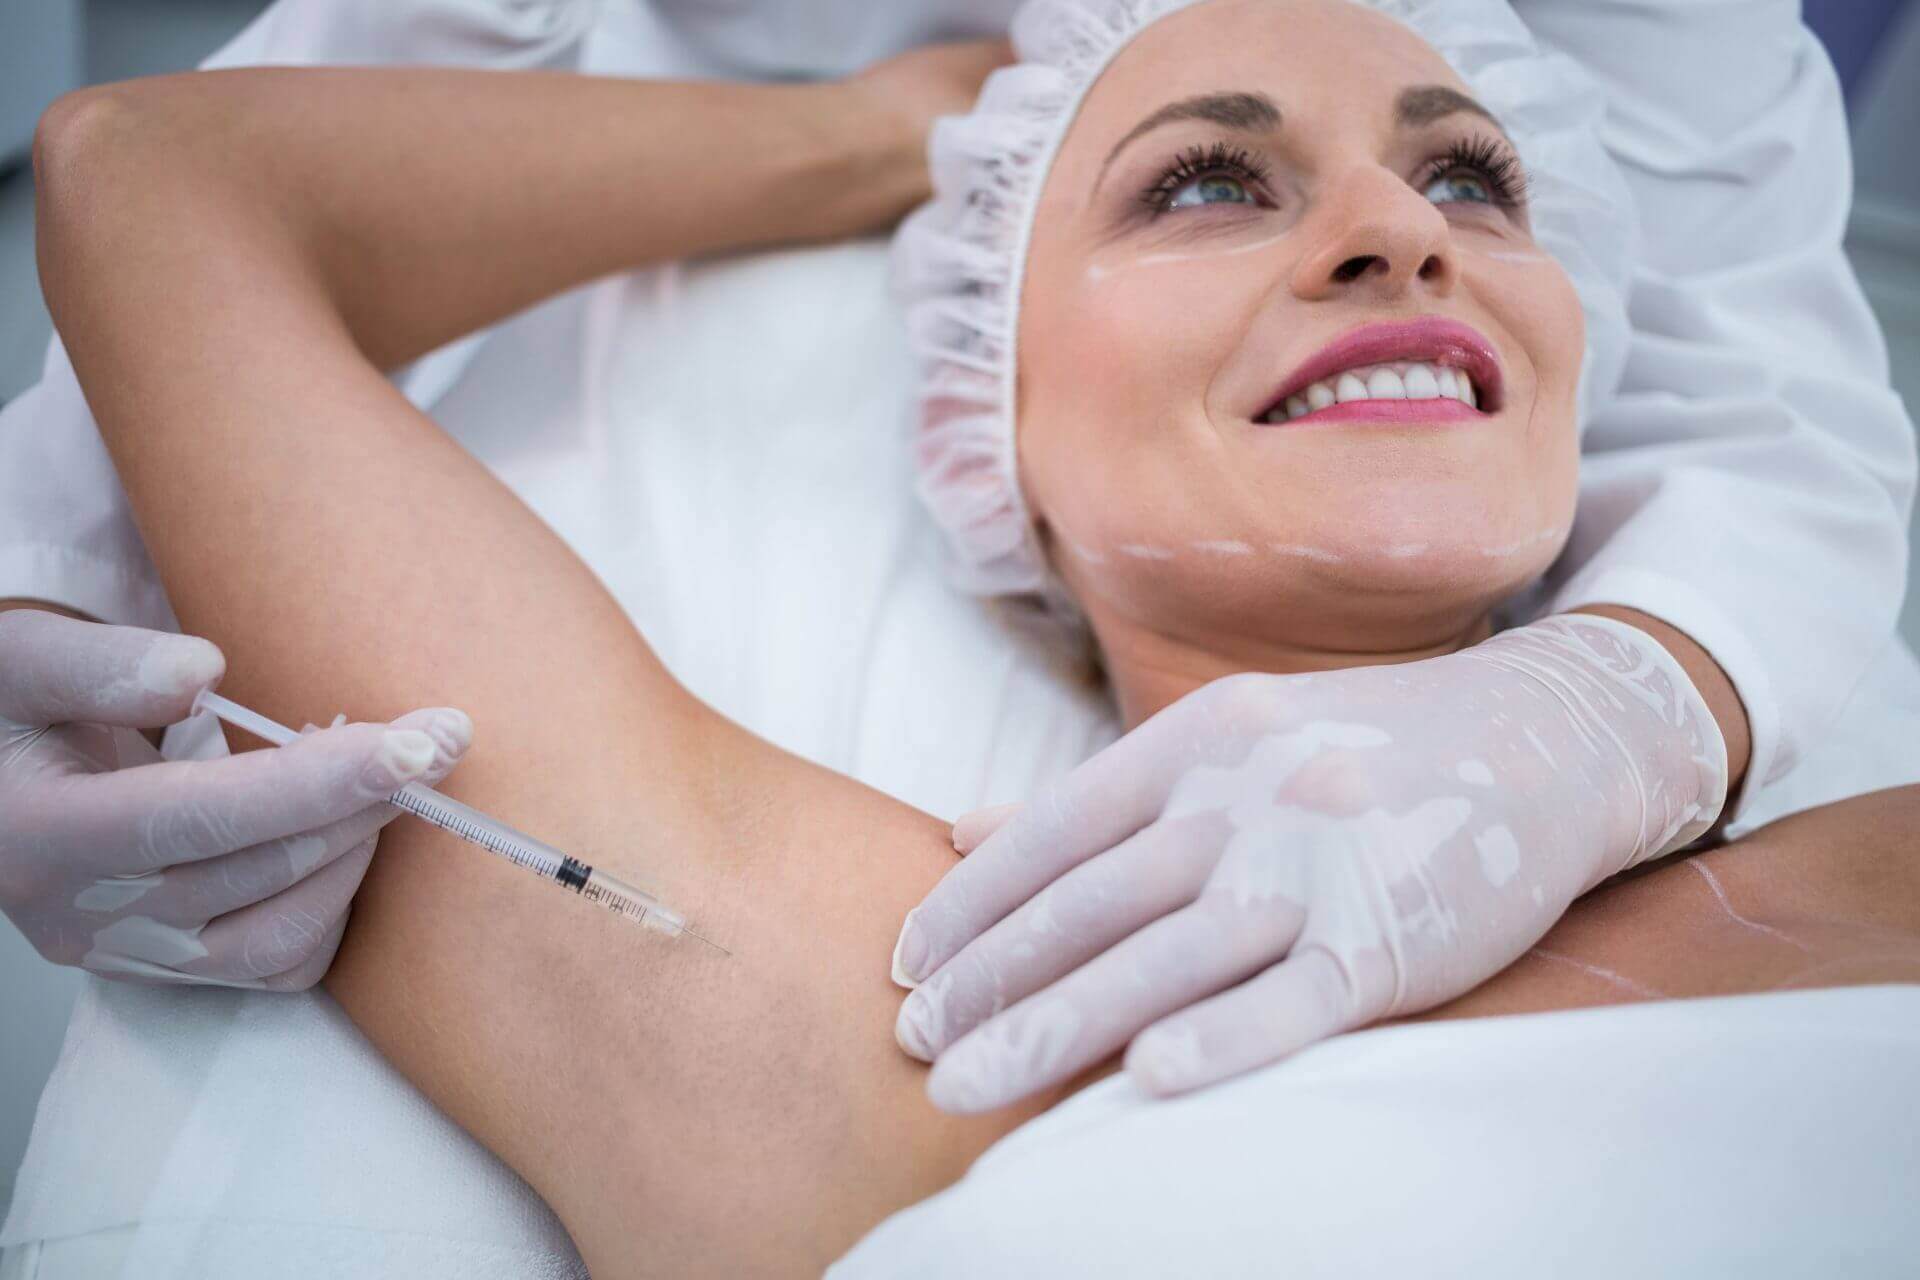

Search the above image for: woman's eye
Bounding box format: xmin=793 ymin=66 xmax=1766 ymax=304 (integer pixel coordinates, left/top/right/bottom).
xmin=1424 ymin=170 xmax=1493 ymax=205
xmin=1167 ymin=173 xmax=1255 ymax=210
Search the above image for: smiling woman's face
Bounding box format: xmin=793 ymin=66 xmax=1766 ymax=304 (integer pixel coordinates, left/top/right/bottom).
xmin=1018 ymin=0 xmax=1586 ymax=666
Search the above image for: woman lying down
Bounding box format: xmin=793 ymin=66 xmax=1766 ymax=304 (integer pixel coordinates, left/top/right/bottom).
xmin=29 ymin=0 xmax=1920 ymax=1272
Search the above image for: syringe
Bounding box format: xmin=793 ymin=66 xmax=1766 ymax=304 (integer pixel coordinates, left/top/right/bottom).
xmin=190 ymin=689 xmax=728 ymax=955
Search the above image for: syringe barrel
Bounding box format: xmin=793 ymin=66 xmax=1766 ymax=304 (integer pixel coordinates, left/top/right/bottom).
xmin=582 ymin=868 xmax=686 ymax=936
xmin=388 ymin=783 xmax=567 ymax=880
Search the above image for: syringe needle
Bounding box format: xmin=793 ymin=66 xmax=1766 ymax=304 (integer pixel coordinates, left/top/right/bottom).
xmin=683 ymin=927 xmax=731 ymax=957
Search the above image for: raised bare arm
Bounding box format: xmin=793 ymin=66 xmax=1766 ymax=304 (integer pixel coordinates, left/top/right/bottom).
xmin=32 ymin=61 xmax=1044 ymax=1276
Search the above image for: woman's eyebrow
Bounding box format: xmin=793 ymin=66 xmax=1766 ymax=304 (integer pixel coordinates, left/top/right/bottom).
xmin=1094 ymin=90 xmax=1281 ymax=190
xmin=1093 ymin=83 xmax=1506 ymax=194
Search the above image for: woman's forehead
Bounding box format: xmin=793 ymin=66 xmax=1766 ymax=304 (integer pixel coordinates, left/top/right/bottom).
xmin=1061 ymin=0 xmax=1470 ymax=168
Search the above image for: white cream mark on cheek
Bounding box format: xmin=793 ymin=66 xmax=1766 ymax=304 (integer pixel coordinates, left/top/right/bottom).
xmin=1474 ymin=823 xmax=1521 ymax=887
xmin=1083 ymin=231 xmax=1290 ymax=284
xmin=1118 ymin=544 xmax=1176 ymax=561
xmin=1462 ymin=246 xmax=1556 ymax=266
xmin=1192 ymin=539 xmax=1254 ymax=556
xmin=1271 ymin=543 xmax=1344 ymax=564
xmin=1455 ymin=759 xmax=1495 ymax=786
xmin=1387 ymin=543 xmax=1429 ymax=559
xmin=74 ymin=873 xmax=164 ymax=913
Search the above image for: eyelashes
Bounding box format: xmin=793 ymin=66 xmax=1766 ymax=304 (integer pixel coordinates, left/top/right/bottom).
xmin=1136 ymin=133 xmax=1531 ymax=217
xmin=1137 ymin=141 xmax=1273 ymax=215
xmin=1418 ymin=136 xmax=1530 ymax=207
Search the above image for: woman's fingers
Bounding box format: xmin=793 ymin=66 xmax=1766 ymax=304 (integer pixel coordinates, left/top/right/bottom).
xmin=896 ymin=812 xmax=1229 ymax=1061
xmin=37 ymin=708 xmax=470 ymax=872
xmin=187 ymin=836 xmax=377 ymax=985
xmin=893 ymin=724 xmax=1185 ymax=987
xmin=0 ymin=608 xmax=224 ymax=729
xmin=130 ymin=705 xmax=467 ymax=922
xmin=257 ymin=913 xmax=350 ymax=992
xmin=951 ymin=801 xmax=1022 ymax=855
xmin=1125 ymin=947 xmax=1365 ymax=1097
xmin=140 ymin=801 xmax=392 ymax=925
xmin=923 ymin=889 xmax=1307 ymax=1114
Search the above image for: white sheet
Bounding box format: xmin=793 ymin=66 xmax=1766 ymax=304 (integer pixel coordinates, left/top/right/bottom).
xmin=833 ymin=986 xmax=1920 ymax=1277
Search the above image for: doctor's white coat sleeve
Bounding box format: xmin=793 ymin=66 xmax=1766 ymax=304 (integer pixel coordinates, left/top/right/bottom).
xmin=0 ymin=0 xmax=597 ymax=630
xmin=1513 ymin=0 xmax=1918 ymax=809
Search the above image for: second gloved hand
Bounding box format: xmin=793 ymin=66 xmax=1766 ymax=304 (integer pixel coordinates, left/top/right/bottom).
xmin=889 ymin=614 xmax=1727 ymax=1112
xmin=0 ymin=608 xmax=471 ymax=989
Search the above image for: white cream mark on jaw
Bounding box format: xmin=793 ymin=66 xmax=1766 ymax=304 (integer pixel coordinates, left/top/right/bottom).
xmin=1192 ymin=539 xmax=1254 ymax=556
xmin=1687 ymin=861 xmax=1814 ymax=952
xmin=1528 ymin=947 xmax=1665 ymax=998
xmin=1387 ymin=543 xmax=1429 ymax=559
xmin=1271 ymin=543 xmax=1344 ymax=564
xmin=1118 ymin=544 xmax=1176 ymax=561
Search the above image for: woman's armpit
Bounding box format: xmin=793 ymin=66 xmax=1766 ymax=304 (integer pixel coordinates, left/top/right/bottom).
xmin=328 ymin=732 xmax=1045 ymax=1277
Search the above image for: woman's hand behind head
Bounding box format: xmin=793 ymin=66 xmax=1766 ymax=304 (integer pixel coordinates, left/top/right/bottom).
xmin=845 ymin=37 xmax=1016 ymax=209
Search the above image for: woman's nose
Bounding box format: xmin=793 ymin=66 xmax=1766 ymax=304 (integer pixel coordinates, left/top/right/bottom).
xmin=1288 ymin=165 xmax=1457 ymax=303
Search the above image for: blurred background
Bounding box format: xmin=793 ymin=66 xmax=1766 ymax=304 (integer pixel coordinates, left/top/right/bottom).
xmin=1 ymin=0 xmax=1917 ymax=1219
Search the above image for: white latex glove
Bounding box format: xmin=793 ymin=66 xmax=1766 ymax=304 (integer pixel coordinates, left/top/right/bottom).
xmin=0 ymin=608 xmax=471 ymax=989
xmin=890 ymin=614 xmax=1727 ymax=1112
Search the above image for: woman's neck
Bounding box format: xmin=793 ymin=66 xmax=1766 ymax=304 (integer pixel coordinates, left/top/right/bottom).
xmin=1096 ymin=608 xmax=1496 ymax=729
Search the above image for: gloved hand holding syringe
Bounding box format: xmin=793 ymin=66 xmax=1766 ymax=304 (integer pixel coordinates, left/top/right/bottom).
xmin=194 ymin=689 xmax=729 ymax=955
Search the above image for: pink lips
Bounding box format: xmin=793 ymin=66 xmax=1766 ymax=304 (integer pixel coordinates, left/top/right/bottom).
xmin=1258 ymin=318 xmax=1505 ymax=424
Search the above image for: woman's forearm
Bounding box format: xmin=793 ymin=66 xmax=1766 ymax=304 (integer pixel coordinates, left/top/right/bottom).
xmin=33 ymin=68 xmax=919 ymax=371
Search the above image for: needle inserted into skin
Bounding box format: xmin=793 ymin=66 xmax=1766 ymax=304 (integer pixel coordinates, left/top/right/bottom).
xmin=682 ymin=927 xmax=732 ymax=957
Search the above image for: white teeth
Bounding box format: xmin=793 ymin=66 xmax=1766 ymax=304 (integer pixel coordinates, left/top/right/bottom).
xmin=1266 ymin=361 xmax=1480 ymax=422
xmin=1366 ymin=368 xmax=1407 ymax=400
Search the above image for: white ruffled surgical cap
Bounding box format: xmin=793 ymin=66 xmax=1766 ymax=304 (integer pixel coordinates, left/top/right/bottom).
xmin=891 ymin=0 xmax=1637 ymax=598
